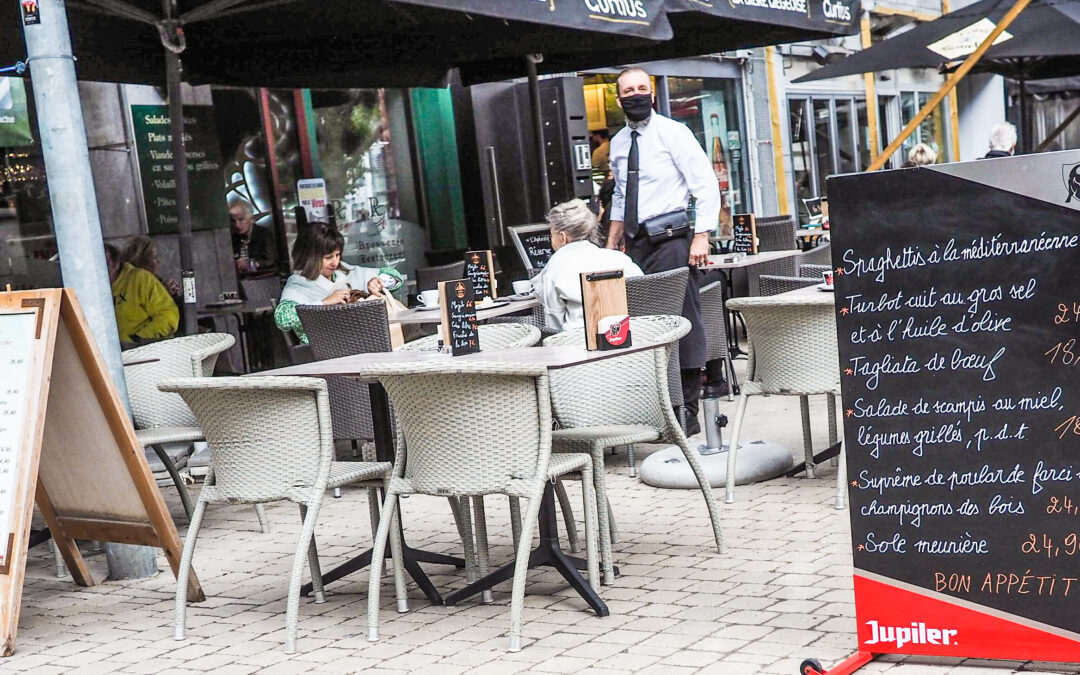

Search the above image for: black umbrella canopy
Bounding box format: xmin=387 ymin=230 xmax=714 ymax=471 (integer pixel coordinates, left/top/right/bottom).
xmin=794 ymin=0 xmax=1080 ymax=83
xmin=2 ymin=0 xmax=860 ymax=88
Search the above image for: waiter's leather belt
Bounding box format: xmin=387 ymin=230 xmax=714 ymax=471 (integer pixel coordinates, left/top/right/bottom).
xmin=640 ymin=209 xmax=691 ymax=245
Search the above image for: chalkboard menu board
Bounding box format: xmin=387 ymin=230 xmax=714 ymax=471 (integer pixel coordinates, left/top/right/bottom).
xmin=464 ymin=250 xmax=496 ymax=300
xmin=438 ymin=279 xmax=480 ymax=356
xmin=509 ymin=224 xmax=554 ymax=271
xmin=832 ymin=151 xmax=1080 ymax=663
xmin=731 ymin=213 xmax=757 ymax=254
xmin=130 ymin=105 xmax=227 ymax=235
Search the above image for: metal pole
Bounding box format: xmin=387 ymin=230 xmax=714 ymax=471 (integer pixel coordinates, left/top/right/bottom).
xmin=866 ymin=0 xmax=1032 ymax=171
xmin=22 ymin=0 xmax=157 ymax=579
xmin=162 ymin=16 xmax=197 ymax=335
xmin=1018 ymin=75 xmax=1031 ymax=154
xmin=526 ymin=54 xmax=552 ymax=211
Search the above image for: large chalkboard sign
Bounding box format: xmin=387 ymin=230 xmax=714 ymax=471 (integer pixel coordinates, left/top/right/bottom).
xmin=731 ymin=213 xmax=757 ymax=254
xmin=131 ymin=105 xmax=227 ymax=235
xmin=509 ymin=224 xmax=554 ymax=271
xmin=438 ymin=279 xmax=480 ymax=356
xmin=464 ymin=250 xmax=496 ymax=300
xmin=832 ymin=150 xmax=1080 ymax=664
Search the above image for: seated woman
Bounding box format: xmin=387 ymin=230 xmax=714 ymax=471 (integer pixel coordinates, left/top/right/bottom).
xmin=111 ymin=235 xmax=180 ymax=343
xmin=275 ymin=222 xmax=403 ymax=343
xmin=534 ymin=199 xmax=643 ymax=332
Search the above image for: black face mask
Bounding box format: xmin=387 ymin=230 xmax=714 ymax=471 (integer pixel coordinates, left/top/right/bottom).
xmin=620 ymin=93 xmax=653 ymax=122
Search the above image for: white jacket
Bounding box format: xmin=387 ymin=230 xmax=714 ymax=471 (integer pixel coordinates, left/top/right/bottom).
xmin=534 ymin=240 xmax=643 ymax=332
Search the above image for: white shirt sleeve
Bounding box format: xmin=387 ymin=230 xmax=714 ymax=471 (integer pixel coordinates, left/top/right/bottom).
xmin=668 ymin=123 xmax=722 ymax=234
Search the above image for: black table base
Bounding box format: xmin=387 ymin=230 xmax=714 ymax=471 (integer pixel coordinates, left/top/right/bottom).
xmin=443 ymin=484 xmax=609 ymax=617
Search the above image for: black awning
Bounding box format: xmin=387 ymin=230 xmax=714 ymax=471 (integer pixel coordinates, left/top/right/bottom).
xmin=793 ymin=0 xmax=1080 ymax=84
xmin=2 ymin=0 xmax=861 ymax=88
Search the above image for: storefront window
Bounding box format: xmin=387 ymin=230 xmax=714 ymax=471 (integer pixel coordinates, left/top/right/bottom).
xmin=0 ymin=77 xmax=59 ymax=291
xmin=835 ymin=99 xmax=858 ymax=175
xmin=667 ymin=77 xmax=751 ymax=235
xmin=788 ymin=94 xmax=872 ymax=221
xmin=813 ymin=99 xmax=834 ymax=197
xmin=789 ymin=98 xmax=815 ymax=216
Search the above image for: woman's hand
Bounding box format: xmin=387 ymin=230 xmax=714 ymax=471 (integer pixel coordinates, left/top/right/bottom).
xmin=367 ymin=277 xmax=384 ymax=296
xmin=322 ymin=288 xmax=350 ymax=305
xmin=164 ymin=278 xmax=181 ymax=296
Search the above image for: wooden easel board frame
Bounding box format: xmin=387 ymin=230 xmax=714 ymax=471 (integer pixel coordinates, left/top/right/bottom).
xmin=0 ymin=289 xmax=202 ymax=656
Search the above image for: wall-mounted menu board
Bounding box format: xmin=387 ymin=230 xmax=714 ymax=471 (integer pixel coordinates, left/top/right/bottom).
xmin=0 ymin=289 xmax=203 ymax=655
xmin=464 ymin=250 xmax=496 ymax=300
xmin=438 ymin=279 xmax=480 ymax=356
xmin=508 ymin=224 xmax=554 ymax=272
xmin=731 ymin=213 xmax=757 ymax=254
xmin=130 ymin=105 xmax=227 ymax=235
xmin=831 ymin=150 xmax=1080 ymax=664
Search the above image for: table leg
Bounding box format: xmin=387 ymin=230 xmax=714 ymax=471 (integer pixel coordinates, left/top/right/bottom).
xmin=443 ymin=484 xmax=609 ymax=617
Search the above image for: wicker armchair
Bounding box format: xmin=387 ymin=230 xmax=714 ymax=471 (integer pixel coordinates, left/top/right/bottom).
xmin=754 ymin=215 xmax=798 ymax=252
xmin=724 ymin=295 xmax=844 ymax=509
xmin=544 ymin=316 xmax=725 ymax=584
xmin=415 ymin=261 xmax=465 ymax=292
xmin=746 ymin=256 xmax=798 ymax=296
xmin=627 ymin=268 xmax=688 ymax=443
xmin=759 ymin=275 xmax=819 ymax=296
xmin=239 ymin=276 xmax=282 ymax=308
xmin=159 ymin=376 xmax=399 ymax=654
xmin=360 ymin=360 xmax=599 ymax=652
xmin=122 ymin=333 xmax=272 ymax=527
xmin=800 ymin=242 xmax=832 ymax=266
xmin=700 ymin=280 xmax=737 ymax=401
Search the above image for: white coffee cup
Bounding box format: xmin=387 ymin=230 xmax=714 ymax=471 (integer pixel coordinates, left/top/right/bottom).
xmin=512 ymin=280 xmax=534 ymax=295
xmin=418 ymin=289 xmax=440 ymax=307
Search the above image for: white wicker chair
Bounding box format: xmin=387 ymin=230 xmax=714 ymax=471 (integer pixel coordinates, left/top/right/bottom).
xmin=543 ymin=315 xmax=725 ymax=585
xmin=724 ymin=295 xmax=844 ymax=509
xmin=361 ymin=360 xmax=599 ymax=652
xmin=159 ymin=376 xmax=401 ymax=654
xmin=122 ymin=333 xmax=270 ymax=531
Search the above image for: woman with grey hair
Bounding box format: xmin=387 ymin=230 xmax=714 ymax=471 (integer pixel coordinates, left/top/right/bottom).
xmin=534 ymin=199 xmax=642 ymax=331
xmin=904 ymin=143 xmax=937 ymax=168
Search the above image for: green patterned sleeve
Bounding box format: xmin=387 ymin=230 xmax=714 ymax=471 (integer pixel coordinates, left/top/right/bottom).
xmin=274 ymin=299 xmax=308 ymax=344
xmin=379 ymin=265 xmax=404 ymax=286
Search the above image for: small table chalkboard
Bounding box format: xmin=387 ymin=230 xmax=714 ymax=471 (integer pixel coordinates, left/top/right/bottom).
xmin=438 ymin=279 xmax=480 ymax=356
xmin=464 ymin=250 xmax=496 ymax=300
xmin=731 ymin=213 xmax=758 ymax=254
xmin=508 ymin=224 xmax=554 ymax=272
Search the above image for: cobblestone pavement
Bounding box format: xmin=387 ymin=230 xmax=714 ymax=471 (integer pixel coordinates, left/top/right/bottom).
xmin=4 ymin=363 xmax=1079 ymax=674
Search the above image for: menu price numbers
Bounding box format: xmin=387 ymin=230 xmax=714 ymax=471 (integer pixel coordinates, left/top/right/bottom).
xmin=1046 ymin=495 xmax=1080 ymax=516
xmin=1021 ymin=532 xmax=1080 ymax=559
xmin=1052 ymin=414 xmax=1080 ymax=439
xmin=1053 ymin=302 xmax=1080 ymax=325
xmin=1044 ymin=339 xmax=1080 ymax=365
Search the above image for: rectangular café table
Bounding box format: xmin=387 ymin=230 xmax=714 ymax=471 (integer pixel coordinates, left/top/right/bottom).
xmin=255 ymin=341 xmax=664 ymax=613
xmin=392 ymin=297 xmax=540 ymax=325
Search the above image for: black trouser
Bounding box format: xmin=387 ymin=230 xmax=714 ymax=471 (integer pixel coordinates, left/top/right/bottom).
xmin=626 ymin=232 xmax=706 ymax=423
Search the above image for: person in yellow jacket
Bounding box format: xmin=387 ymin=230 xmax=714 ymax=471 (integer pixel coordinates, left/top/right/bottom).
xmin=110 ymin=236 xmax=179 ymax=343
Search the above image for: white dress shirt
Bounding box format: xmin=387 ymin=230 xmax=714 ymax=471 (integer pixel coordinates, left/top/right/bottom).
xmin=534 ymin=239 xmax=643 ymax=332
xmin=609 ymin=112 xmax=721 ymax=235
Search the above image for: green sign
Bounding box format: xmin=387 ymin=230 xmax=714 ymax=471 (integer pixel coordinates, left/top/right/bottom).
xmin=0 ymin=78 xmax=32 ymax=146
xmin=130 ymin=104 xmax=227 ymax=235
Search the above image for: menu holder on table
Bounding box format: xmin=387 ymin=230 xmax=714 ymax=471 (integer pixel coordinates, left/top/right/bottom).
xmin=464 ymin=250 xmax=496 ymax=301
xmin=508 ymin=223 xmax=554 ymax=272
xmin=579 ymin=270 xmax=631 ymax=352
xmin=731 ymin=213 xmax=758 ymax=254
xmin=438 ymin=279 xmax=481 ymax=356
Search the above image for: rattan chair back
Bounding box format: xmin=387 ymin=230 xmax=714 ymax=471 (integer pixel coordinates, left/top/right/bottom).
xmin=754 ymin=215 xmax=798 ymax=252
xmin=416 ymin=261 xmax=466 ymax=292
xmin=160 ymin=377 xmax=333 ymax=503
xmin=801 ymin=242 xmax=831 ymax=266
xmin=699 ymin=281 xmax=730 ymax=362
xmin=374 ymin=362 xmax=552 ymax=497
xmin=239 ymin=276 xmax=282 ymax=307
xmin=123 ymin=333 xmax=235 ymax=430
xmin=759 ymin=275 xmax=819 ymax=296
xmin=399 ymin=323 xmax=541 ymax=352
xmin=626 ymin=269 xmax=686 ymax=407
xmin=726 ymin=296 xmax=840 ymax=395
xmin=296 ymin=301 xmax=394 ymax=442
xmin=542 ymin=315 xmax=688 ymax=430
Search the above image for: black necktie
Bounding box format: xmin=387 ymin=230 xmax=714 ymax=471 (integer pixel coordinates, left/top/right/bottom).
xmin=624 ymin=130 xmax=640 ymax=239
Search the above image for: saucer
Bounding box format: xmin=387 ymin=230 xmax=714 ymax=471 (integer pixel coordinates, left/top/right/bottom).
xmin=508 ymin=293 xmax=536 ymax=301
xmin=413 ymin=303 xmax=441 ymax=311
xmin=816 ymin=283 xmax=835 ymax=292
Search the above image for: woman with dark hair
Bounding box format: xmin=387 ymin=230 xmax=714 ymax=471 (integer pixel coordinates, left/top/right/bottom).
xmin=274 ymin=222 xmax=402 ymax=343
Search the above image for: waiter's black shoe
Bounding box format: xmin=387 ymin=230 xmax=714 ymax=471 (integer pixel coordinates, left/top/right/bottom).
xmin=686 ymin=417 xmax=702 ymax=437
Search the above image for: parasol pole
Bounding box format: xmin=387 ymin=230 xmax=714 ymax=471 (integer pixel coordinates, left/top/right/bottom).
xmin=867 ymin=0 xmax=1032 ymax=171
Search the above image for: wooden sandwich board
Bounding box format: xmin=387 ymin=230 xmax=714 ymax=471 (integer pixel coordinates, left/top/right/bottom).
xmin=0 ymin=288 xmax=202 ymax=656
xmin=579 ymin=270 xmax=630 ymax=351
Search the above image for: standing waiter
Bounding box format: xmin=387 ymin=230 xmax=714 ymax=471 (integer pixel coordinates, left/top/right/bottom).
xmin=606 ymin=67 xmax=720 ymax=436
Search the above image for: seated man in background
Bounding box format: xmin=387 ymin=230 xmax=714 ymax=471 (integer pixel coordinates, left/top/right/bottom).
xmin=230 ymin=201 xmax=276 ymax=276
